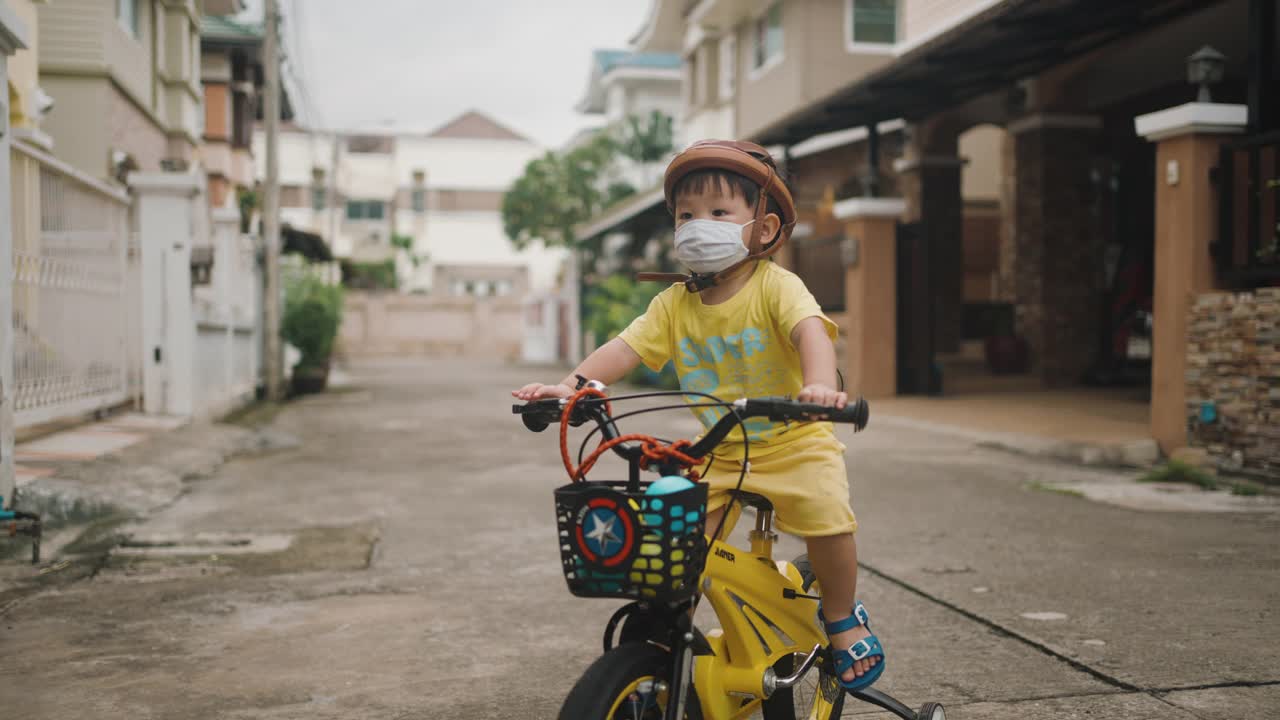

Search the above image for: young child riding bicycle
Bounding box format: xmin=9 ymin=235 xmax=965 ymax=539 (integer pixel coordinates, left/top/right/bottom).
xmin=513 ymin=140 xmax=884 ymax=691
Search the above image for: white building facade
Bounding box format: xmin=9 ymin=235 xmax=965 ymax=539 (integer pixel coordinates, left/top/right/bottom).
xmin=255 ymin=111 xmax=564 ymax=297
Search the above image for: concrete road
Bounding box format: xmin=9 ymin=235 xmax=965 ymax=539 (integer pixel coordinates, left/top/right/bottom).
xmin=1 ymin=359 xmax=1276 ymax=719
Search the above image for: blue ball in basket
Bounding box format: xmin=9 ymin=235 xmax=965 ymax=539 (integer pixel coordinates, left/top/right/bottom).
xmin=647 ymin=475 xmax=696 ymax=497
xmin=643 ymin=476 xmax=696 ymax=532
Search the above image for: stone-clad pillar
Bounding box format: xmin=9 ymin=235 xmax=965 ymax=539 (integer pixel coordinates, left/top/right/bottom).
xmin=1009 ymin=113 xmax=1103 ymax=386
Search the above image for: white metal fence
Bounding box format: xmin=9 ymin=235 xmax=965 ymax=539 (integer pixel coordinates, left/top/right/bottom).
xmin=193 ymin=215 xmax=263 ymax=417
xmin=10 ymin=142 xmax=134 ymax=427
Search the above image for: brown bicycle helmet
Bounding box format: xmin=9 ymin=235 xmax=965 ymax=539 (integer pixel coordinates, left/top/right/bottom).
xmin=637 ymin=140 xmax=797 ymax=292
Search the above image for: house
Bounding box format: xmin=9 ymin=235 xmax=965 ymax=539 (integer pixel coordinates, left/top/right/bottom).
xmin=575 ymin=1 xmax=1003 ymax=367
xmin=199 ymin=12 xmax=261 ymax=209
xmin=35 ymin=0 xmax=206 ymax=179
xmin=395 ymin=110 xmax=562 ymax=296
xmin=618 ymin=0 xmax=1278 ymax=473
xmin=259 ymin=110 xmax=560 ymax=294
xmin=575 ymin=0 xmax=1279 ymax=473
xmin=2 ymin=0 xmax=267 ymax=474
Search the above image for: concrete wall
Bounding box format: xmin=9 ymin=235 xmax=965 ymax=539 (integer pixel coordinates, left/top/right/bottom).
xmin=6 ymin=0 xmax=41 ymax=131
xmin=38 ymin=74 xmax=109 ymax=175
xmin=37 ymin=0 xmax=192 ymax=178
xmin=108 ymin=77 xmax=167 ymax=172
xmin=734 ymin=0 xmax=894 ymax=141
xmin=900 ymin=0 xmax=995 ymax=48
xmin=340 ymin=292 xmax=525 ymax=361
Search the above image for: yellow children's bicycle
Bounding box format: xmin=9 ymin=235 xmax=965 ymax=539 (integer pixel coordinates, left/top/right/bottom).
xmin=514 ymin=381 xmax=946 ymax=720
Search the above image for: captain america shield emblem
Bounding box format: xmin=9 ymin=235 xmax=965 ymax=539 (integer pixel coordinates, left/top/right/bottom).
xmin=572 ymin=492 xmax=637 ymax=569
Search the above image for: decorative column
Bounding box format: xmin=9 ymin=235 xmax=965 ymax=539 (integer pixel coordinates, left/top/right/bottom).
xmin=834 ymin=197 xmax=906 ymax=399
xmin=0 ymin=4 xmax=29 ymax=510
xmin=1008 ymin=112 xmax=1103 ymax=386
xmin=895 ymin=154 xmax=965 ymax=355
xmin=1134 ymin=102 xmax=1247 ymax=453
xmin=212 ymin=207 xmax=240 ymax=413
xmin=131 ymin=173 xmax=201 ymax=417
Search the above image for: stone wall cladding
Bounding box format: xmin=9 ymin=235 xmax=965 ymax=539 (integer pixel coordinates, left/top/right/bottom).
xmin=1186 ymin=288 xmax=1280 ymax=479
xmin=1013 ymin=125 xmax=1102 ymax=386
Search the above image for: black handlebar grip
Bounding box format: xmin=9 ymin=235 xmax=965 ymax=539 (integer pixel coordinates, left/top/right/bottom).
xmin=829 ymin=397 xmax=869 ymax=430
xmin=754 ymin=397 xmax=870 ymax=430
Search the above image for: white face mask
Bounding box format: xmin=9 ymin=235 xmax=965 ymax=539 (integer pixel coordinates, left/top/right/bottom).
xmin=673 ymin=218 xmax=754 ymax=274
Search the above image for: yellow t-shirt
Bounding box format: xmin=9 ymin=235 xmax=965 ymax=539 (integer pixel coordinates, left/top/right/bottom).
xmin=618 ymin=261 xmax=838 ymax=459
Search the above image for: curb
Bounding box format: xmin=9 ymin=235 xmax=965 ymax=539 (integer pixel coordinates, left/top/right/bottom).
xmin=2 ymin=418 xmax=301 ymax=563
xmin=873 ymin=413 xmax=1161 ymax=468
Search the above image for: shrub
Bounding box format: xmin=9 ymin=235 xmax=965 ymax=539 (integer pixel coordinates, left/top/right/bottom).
xmin=282 ymin=274 xmax=344 ymax=369
xmin=584 ymin=275 xmax=680 ymax=390
xmin=1138 ymin=460 xmax=1218 ymax=490
xmin=341 ymin=260 xmax=397 ymax=290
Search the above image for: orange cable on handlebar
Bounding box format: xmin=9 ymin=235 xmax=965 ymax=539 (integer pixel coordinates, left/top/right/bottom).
xmin=560 ymin=388 xmax=703 ymax=483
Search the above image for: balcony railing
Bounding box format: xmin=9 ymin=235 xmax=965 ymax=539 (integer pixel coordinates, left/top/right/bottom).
xmin=1216 ymin=130 xmax=1280 ymax=285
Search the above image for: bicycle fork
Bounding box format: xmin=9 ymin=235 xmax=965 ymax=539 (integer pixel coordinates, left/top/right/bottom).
xmin=665 ymin=626 xmax=696 ymax=720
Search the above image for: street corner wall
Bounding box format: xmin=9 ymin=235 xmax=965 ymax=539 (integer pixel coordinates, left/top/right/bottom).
xmin=338 ymin=291 xmax=523 ymax=361
xmin=1185 ymin=288 xmax=1280 ymax=479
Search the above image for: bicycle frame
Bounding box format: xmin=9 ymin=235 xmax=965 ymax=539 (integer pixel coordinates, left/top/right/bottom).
xmin=516 ymin=388 xmax=927 ymax=720
xmin=691 ymin=509 xmax=830 ymax=720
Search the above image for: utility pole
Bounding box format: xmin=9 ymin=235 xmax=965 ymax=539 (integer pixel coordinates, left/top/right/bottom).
xmin=262 ymin=0 xmax=283 ymax=400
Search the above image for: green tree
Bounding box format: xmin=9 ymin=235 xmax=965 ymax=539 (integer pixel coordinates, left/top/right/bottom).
xmin=619 ymin=110 xmax=674 ymax=165
xmin=502 ymin=131 xmax=623 ymax=250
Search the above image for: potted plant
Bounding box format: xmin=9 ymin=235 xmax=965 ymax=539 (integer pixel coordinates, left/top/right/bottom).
xmin=282 ymin=273 xmax=344 ymax=394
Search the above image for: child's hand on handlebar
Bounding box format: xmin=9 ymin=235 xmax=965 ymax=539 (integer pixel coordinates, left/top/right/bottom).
xmin=797 ymin=384 xmax=848 ymax=409
xmin=512 ymin=382 xmax=575 ymax=401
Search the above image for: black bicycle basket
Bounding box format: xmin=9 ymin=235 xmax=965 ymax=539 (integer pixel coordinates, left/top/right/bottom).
xmin=553 ymin=480 xmax=708 ymax=602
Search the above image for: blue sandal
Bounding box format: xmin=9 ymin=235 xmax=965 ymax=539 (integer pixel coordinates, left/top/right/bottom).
xmin=818 ymin=600 xmax=886 ymax=691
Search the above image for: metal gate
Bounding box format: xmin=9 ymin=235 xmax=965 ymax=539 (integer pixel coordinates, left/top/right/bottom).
xmin=10 ymin=142 xmax=134 ymax=427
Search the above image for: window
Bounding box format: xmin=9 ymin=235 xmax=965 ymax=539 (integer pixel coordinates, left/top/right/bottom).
xmin=719 ymin=34 xmax=737 ymax=101
xmin=117 ymin=0 xmax=141 ymax=38
xmin=752 ymin=3 xmax=784 ymax=72
xmin=311 ymin=187 xmax=326 ymax=211
xmin=412 ymin=188 xmax=426 ymax=213
xmin=346 ymin=200 xmax=385 ymax=221
xmin=850 ymin=0 xmax=896 ymax=46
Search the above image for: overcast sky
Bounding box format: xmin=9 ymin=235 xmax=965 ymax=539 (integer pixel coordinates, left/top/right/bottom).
xmin=240 ymin=1 xmax=652 ymax=148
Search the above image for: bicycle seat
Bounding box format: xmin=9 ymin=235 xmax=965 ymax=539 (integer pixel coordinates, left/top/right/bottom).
xmin=727 ymin=490 xmax=773 ymax=513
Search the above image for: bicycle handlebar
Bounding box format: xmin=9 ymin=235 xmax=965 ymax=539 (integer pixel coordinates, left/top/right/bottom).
xmin=511 ymin=393 xmax=869 ymax=464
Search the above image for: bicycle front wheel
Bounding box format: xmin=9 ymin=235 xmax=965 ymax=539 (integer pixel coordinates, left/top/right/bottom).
xmin=760 ymin=555 xmax=845 ymax=720
xmin=558 ymin=644 xmax=703 ymax=720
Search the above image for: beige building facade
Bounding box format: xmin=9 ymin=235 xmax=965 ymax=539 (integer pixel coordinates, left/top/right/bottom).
xmin=36 ymin=0 xmax=203 ymax=179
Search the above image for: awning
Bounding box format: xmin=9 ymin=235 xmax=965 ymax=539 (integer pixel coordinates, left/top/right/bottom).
xmin=756 ymin=0 xmax=1219 ymax=146
xmin=575 ymin=187 xmax=666 ymax=243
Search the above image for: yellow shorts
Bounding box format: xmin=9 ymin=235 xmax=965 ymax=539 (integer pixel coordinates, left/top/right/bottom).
xmin=701 ymin=430 xmax=857 ymax=538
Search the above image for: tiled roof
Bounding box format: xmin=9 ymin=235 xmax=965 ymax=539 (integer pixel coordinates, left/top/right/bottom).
xmin=427 ymin=111 xmax=530 ymax=142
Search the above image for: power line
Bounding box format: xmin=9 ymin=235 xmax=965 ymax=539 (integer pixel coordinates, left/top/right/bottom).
xmin=280 ymin=0 xmax=321 ymax=129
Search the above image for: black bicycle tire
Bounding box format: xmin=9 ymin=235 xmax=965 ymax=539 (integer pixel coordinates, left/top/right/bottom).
xmin=558 ymin=644 xmax=703 ymax=720
xmin=759 ymin=555 xmax=846 ymax=720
